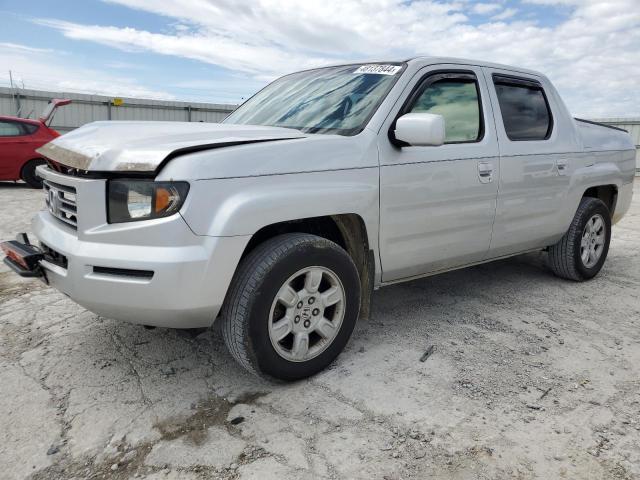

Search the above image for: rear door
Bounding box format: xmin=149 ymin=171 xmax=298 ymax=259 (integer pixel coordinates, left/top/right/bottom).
xmin=483 ymin=68 xmax=576 ymax=257
xmin=378 ymin=64 xmax=500 ymax=281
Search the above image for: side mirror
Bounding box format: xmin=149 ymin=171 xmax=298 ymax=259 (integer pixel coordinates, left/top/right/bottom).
xmin=394 ymin=113 xmax=445 ymax=146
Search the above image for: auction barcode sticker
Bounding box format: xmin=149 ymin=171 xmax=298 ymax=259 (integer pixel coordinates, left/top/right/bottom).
xmin=354 ymin=64 xmax=402 ymax=75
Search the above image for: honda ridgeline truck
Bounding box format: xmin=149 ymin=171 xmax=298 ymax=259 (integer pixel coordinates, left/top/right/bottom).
xmin=2 ymin=58 xmax=635 ymax=380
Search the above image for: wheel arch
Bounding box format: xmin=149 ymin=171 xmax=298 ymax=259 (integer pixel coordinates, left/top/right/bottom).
xmin=582 ymin=184 xmax=618 ymax=217
xmin=239 ymin=214 xmax=375 ymax=320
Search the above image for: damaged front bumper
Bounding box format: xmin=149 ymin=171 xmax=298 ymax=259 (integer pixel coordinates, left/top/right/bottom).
xmin=2 ymin=166 xmax=251 ymax=329
xmin=1 ymin=234 xmax=46 ymax=279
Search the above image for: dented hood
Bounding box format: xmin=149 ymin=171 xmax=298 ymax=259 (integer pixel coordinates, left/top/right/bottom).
xmin=36 ymin=121 xmax=306 ymax=172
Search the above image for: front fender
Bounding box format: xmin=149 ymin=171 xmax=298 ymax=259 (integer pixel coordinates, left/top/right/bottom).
xmin=180 ymin=168 xmax=380 ymax=248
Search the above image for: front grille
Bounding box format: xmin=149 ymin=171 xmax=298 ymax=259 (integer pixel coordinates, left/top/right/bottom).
xmin=43 ymin=180 xmax=78 ymax=230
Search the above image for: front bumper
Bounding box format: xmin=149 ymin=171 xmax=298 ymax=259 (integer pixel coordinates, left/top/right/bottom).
xmin=29 ymin=166 xmax=250 ymax=328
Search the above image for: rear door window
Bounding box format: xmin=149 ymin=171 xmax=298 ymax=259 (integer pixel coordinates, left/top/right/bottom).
xmin=493 ymin=75 xmax=553 ymax=141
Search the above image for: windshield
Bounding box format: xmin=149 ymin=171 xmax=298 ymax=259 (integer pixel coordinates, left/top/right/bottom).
xmin=224 ymin=63 xmax=405 ymax=136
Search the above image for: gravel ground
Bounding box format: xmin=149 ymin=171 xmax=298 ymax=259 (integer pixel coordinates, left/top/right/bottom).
xmin=1 ymin=180 xmax=639 ymax=480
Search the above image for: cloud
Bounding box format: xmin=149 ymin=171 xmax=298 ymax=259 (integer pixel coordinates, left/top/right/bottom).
xmin=471 ymin=3 xmax=503 ymax=15
xmin=491 ymin=8 xmax=518 ymax=20
xmin=0 ymin=42 xmax=62 ymax=55
xmin=22 ymin=0 xmax=640 ymax=116
xmin=33 ymin=18 xmax=333 ymax=80
xmin=523 ymin=0 xmax=580 ymax=5
xmin=0 ymin=42 xmax=174 ymax=100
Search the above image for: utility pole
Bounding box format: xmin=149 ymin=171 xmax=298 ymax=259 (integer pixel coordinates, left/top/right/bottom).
xmin=9 ymin=70 xmax=22 ymax=117
xmin=9 ymin=70 xmax=15 ymax=113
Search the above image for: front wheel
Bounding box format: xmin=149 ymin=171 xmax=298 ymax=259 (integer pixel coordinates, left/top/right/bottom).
xmin=221 ymin=233 xmax=361 ymax=381
xmin=547 ymin=197 xmax=611 ymax=281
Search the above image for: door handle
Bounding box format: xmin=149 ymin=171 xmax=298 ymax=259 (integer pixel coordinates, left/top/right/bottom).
xmin=556 ymin=159 xmax=568 ymax=176
xmin=478 ymin=161 xmax=493 ymax=184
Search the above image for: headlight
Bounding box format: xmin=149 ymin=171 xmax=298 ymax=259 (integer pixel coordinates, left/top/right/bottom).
xmin=107 ymin=180 xmax=189 ymax=223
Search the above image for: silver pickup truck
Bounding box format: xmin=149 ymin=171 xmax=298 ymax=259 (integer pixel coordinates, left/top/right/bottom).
xmin=2 ymin=57 xmax=635 ymax=380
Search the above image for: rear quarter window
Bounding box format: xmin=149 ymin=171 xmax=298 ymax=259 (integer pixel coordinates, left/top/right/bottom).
xmin=22 ymin=123 xmax=39 ymax=135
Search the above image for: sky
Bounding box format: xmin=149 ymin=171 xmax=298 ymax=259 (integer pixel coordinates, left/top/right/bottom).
xmin=0 ymin=0 xmax=638 ymax=117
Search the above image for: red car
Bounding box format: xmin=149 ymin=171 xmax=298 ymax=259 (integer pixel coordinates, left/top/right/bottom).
xmin=0 ymin=99 xmax=71 ymax=188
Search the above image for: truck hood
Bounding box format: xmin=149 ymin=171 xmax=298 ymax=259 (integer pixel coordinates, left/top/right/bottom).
xmin=36 ymin=121 xmax=306 ymax=172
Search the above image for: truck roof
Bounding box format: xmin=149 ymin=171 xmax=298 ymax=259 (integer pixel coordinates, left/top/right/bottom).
xmin=311 ymin=57 xmax=545 ymax=79
xmin=404 ymin=56 xmax=544 ymax=78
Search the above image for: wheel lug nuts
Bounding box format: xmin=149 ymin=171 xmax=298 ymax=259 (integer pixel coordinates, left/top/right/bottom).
xmin=294 ymin=316 xmax=300 ymax=323
xmin=297 ymin=301 xmax=303 ymax=309
xmin=312 ymin=308 xmax=320 ymax=316
xmin=303 ymin=320 xmax=310 ymax=328
xmin=308 ymin=297 xmax=315 ymax=305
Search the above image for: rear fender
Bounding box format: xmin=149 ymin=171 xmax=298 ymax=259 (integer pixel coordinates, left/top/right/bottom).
xmin=561 ymin=152 xmax=631 ymax=230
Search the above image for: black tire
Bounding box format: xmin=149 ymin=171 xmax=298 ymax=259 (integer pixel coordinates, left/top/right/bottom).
xmin=221 ymin=233 xmax=361 ymax=381
xmin=21 ymin=159 xmax=46 ymax=189
xmin=547 ymin=197 xmax=611 ymax=281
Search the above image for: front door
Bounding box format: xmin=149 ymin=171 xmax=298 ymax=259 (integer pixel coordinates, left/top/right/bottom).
xmin=378 ymin=65 xmax=500 ymax=281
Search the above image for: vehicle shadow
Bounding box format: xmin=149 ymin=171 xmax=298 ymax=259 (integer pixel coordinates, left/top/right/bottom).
xmin=371 ymin=251 xmax=551 ymax=320
xmin=56 ymin=250 xmax=554 ymax=393
xmin=0 ymin=181 xmax=33 ymax=189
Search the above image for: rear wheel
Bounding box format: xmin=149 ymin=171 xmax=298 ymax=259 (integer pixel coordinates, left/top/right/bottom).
xmin=20 ymin=159 xmax=46 ymax=189
xmin=547 ymin=197 xmax=611 ymax=281
xmin=221 ymin=233 xmax=361 ymax=381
